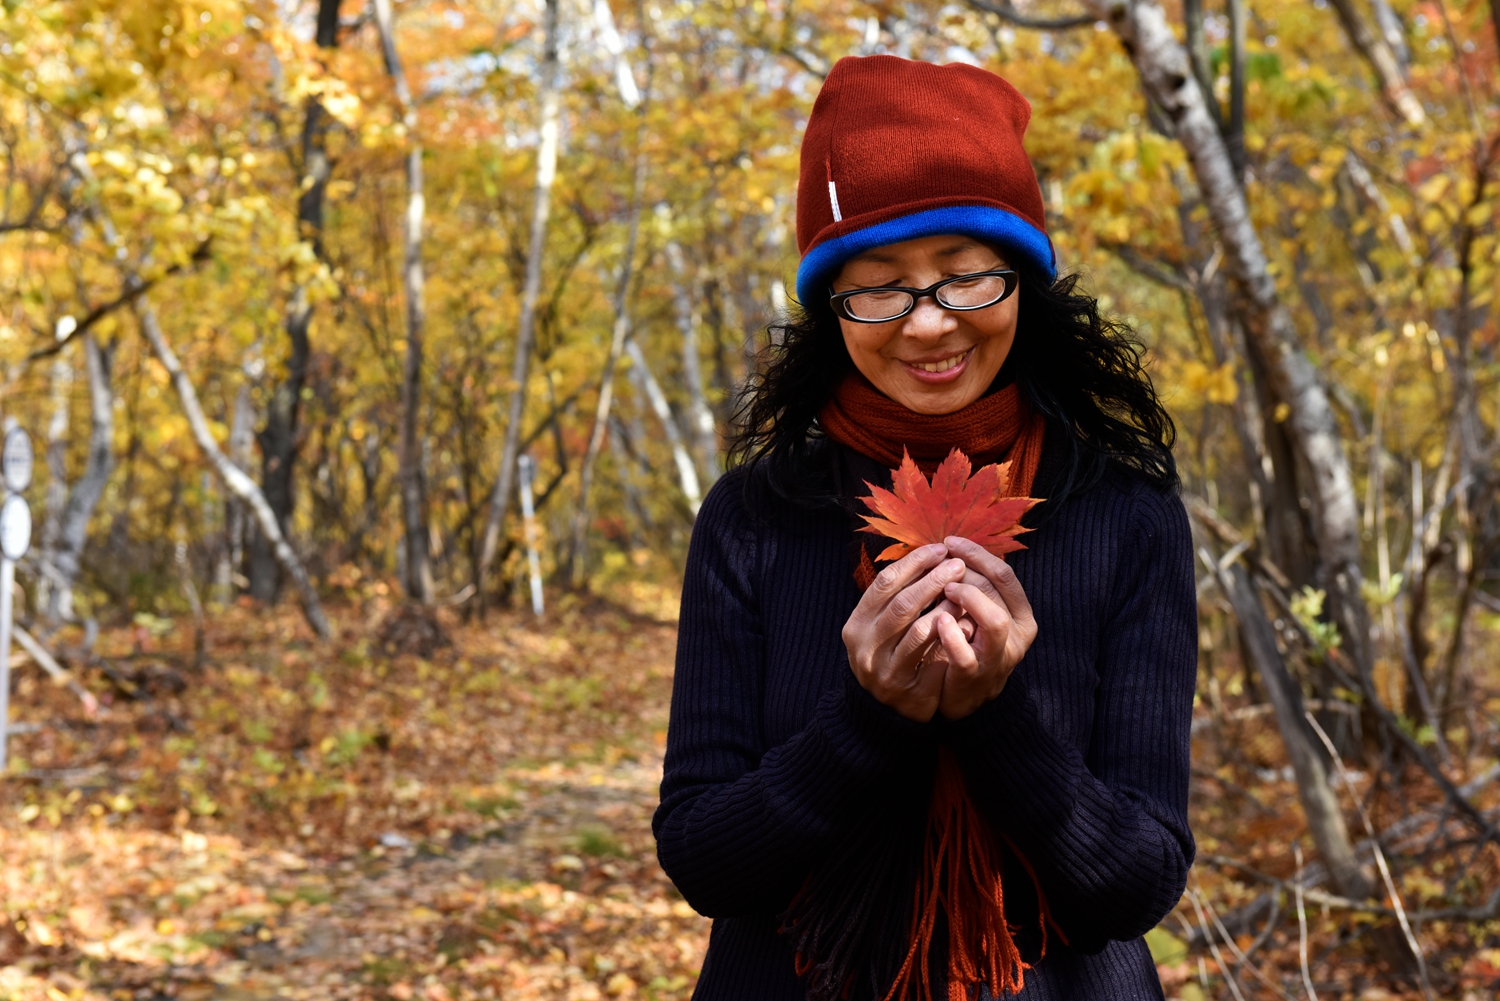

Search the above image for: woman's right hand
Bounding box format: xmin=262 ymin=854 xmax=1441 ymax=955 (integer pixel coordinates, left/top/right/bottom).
xmin=841 ymin=543 xmax=969 ymax=722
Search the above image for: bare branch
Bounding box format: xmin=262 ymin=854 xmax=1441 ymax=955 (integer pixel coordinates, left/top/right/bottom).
xmin=28 ymin=238 xmax=213 ymax=365
xmin=1323 ymin=0 xmax=1426 ymax=125
xmin=967 ymin=0 xmax=1093 ymax=31
xmin=1105 ymin=243 xmax=1194 ymax=292
xmin=0 ymin=163 xmax=59 ymax=233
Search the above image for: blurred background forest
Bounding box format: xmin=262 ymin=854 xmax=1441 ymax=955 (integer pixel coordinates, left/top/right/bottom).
xmin=1 ymin=0 xmax=1499 ymax=999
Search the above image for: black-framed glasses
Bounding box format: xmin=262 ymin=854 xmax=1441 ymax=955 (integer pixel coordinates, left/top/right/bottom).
xmin=829 ymin=269 xmax=1018 ymax=323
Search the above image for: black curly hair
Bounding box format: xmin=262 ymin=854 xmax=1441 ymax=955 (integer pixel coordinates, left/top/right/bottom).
xmin=729 ymin=263 xmax=1178 ymax=511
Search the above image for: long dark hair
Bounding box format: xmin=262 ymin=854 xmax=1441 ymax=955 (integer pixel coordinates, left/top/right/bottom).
xmin=729 ymin=264 xmax=1178 ymax=510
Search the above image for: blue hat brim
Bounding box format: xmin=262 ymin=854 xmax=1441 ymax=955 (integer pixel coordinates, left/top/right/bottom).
xmin=795 ymin=205 xmax=1055 ymax=308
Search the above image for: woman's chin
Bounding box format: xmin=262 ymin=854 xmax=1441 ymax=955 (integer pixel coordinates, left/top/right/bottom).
xmin=891 ymin=383 xmax=978 ymax=415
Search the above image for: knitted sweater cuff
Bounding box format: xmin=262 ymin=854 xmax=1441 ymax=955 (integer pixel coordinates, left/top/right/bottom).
xmin=818 ymin=670 xmax=935 ymax=776
xmin=942 ymin=670 xmax=1067 ymax=790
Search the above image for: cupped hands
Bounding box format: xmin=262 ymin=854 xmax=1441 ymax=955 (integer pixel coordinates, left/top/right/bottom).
xmin=841 ymin=537 xmax=1037 ymax=722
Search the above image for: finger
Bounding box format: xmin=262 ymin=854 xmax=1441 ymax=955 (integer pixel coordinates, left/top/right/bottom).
xmin=931 ymin=598 xmax=977 ymax=640
xmin=944 ymin=537 xmax=1034 ymax=623
xmin=935 ymin=612 xmax=978 ymax=672
xmin=910 ymin=641 xmax=948 ymax=703
xmin=889 ymin=604 xmax=949 ymax=668
xmin=958 ymin=566 xmax=1000 ymax=601
xmin=943 ymin=580 xmax=1014 ymax=650
xmin=876 ymin=558 xmax=968 ymax=641
xmin=852 ymin=543 xmax=948 ymax=623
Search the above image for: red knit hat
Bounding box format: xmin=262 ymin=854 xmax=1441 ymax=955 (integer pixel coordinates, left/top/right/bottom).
xmin=795 ymin=55 xmax=1055 ymax=306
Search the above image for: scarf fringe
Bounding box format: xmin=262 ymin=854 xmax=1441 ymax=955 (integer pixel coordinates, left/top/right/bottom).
xmin=880 ymin=749 xmax=1048 ymax=1001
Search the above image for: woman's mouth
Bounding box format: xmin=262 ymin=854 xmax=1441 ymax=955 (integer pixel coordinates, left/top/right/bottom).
xmin=900 ymin=349 xmax=972 ymax=383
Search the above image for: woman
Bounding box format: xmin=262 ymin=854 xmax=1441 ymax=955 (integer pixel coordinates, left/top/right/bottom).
xmin=654 ymin=55 xmax=1196 ymax=1001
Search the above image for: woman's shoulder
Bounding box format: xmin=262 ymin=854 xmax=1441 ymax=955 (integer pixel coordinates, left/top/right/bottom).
xmin=1098 ymin=461 xmax=1187 ymax=531
xmin=1038 ymin=458 xmax=1189 ymax=553
xmin=693 ymin=457 xmax=843 ymax=548
xmin=693 ymin=465 xmax=759 ymax=546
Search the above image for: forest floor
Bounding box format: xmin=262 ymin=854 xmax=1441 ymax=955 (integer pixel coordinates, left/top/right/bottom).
xmin=0 ymin=584 xmax=1497 ymax=1001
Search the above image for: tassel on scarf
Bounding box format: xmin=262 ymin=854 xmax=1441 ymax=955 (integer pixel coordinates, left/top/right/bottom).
xmin=882 ymin=749 xmax=1051 ymax=1001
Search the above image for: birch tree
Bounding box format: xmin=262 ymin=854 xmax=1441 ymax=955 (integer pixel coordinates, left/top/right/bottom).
xmin=62 ymin=144 xmax=332 ymax=639
xmin=134 ymin=299 xmax=331 ymax=640
xmin=373 ymin=0 xmax=435 ymax=603
xmin=1324 ymin=0 xmax=1425 ymax=126
xmin=477 ymin=0 xmax=562 ymax=598
xmin=568 ymin=0 xmax=649 ymax=589
xmin=38 ymin=333 xmax=114 ymax=628
xmin=38 ymin=336 xmax=75 ymax=620
xmin=626 ymin=338 xmax=702 ymax=515
xmin=1075 ymin=0 xmax=1377 ymax=685
xmin=665 ymin=238 xmax=720 ymax=486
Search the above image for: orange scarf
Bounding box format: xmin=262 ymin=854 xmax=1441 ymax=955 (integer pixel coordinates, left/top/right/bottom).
xmin=815 ymin=372 xmax=1056 ymax=1001
xmin=818 ymin=373 xmax=1045 ymax=483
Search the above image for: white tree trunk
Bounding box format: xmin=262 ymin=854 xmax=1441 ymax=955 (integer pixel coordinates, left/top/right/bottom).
xmin=1214 ymin=559 xmax=1372 ymax=899
xmin=1089 ymin=0 xmax=1374 ymax=676
xmin=666 ymin=240 xmax=721 ymax=486
xmin=569 ymin=149 xmax=647 ymax=588
xmin=625 ymin=338 xmax=702 ymax=515
xmin=42 ymin=334 xmax=115 ymax=627
xmin=218 ymin=380 xmax=255 ymax=601
xmin=478 ymin=0 xmax=562 ymax=595
xmin=133 ymin=300 xmax=330 ymax=639
xmin=1324 ymin=0 xmax=1424 ymax=125
xmin=373 ymin=0 xmax=434 ymax=603
xmin=37 ymin=347 xmax=74 ymax=622
xmin=566 ymin=0 xmax=656 ymax=587
xmin=37 ymin=198 xmax=117 ymax=630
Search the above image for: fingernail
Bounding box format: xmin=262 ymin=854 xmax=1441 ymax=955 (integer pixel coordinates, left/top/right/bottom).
xmin=924 ymin=543 xmax=946 ymax=555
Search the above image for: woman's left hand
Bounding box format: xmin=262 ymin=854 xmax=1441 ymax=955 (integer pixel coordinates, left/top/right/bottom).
xmin=926 ymin=536 xmax=1038 ymax=720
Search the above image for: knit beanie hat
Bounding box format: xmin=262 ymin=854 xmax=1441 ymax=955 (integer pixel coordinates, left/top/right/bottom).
xmin=795 ymin=55 xmax=1055 ymax=307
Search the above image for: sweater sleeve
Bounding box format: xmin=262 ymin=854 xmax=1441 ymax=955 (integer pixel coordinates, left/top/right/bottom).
xmin=946 ymin=485 xmax=1198 ymax=951
xmin=653 ymin=475 xmax=935 ymax=918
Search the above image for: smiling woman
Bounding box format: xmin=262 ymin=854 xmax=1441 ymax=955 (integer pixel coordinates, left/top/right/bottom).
xmin=832 ymin=236 xmax=1020 ymax=415
xmin=655 ymin=55 xmax=1195 ymax=1001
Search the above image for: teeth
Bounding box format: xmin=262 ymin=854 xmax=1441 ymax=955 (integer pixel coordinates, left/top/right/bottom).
xmin=916 ymin=353 xmax=965 ymax=373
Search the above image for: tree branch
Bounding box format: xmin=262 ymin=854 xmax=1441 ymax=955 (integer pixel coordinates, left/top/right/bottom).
xmin=967 ymin=0 xmax=1094 ymax=31
xmin=1105 ymin=243 xmax=1194 ymax=292
xmin=28 ymin=238 xmax=213 ymax=364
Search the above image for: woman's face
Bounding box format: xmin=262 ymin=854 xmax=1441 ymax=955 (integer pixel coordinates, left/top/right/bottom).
xmin=832 ymin=234 xmax=1018 ymax=415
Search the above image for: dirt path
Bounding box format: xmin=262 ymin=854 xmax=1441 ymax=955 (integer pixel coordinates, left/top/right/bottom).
xmin=0 ymin=603 xmax=709 ymax=1001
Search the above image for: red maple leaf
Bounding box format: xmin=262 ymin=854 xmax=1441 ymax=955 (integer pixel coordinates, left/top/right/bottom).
xmin=858 ymin=447 xmax=1043 ymax=562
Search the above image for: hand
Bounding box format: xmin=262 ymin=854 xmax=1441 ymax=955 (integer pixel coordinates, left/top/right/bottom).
xmin=926 ymin=536 xmax=1038 ymax=720
xmin=930 ymin=564 xmax=1002 ymax=642
xmin=842 ymin=543 xmax=969 ymax=722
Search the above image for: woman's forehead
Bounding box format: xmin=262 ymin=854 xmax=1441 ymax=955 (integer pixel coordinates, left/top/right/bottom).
xmin=846 ymin=237 xmax=1005 ymax=267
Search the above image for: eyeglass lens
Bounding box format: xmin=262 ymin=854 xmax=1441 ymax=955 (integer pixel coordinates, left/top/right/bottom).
xmin=841 ymin=273 xmax=1009 ymax=321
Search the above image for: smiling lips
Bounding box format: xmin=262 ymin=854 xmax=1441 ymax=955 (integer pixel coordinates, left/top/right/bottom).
xmin=902 ymin=348 xmax=972 ymax=382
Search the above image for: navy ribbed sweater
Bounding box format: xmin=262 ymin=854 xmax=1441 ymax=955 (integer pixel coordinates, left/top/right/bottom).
xmin=653 ymin=440 xmax=1198 ymax=1000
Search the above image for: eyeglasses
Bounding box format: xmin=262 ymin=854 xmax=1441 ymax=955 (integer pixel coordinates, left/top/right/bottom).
xmin=829 ymin=269 xmax=1018 ymax=323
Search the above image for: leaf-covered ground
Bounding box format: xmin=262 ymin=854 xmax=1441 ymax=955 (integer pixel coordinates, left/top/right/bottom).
xmin=1 ymin=593 xmax=707 ymax=1001
xmin=0 ymin=593 xmax=1496 ymax=1001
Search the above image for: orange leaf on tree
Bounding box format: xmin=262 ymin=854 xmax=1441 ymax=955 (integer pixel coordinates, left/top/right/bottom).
xmin=858 ymin=447 xmax=1043 ymax=562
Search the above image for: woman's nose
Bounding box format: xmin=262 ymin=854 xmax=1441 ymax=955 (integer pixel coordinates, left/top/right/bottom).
xmin=900 ymin=297 xmax=955 ymax=341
